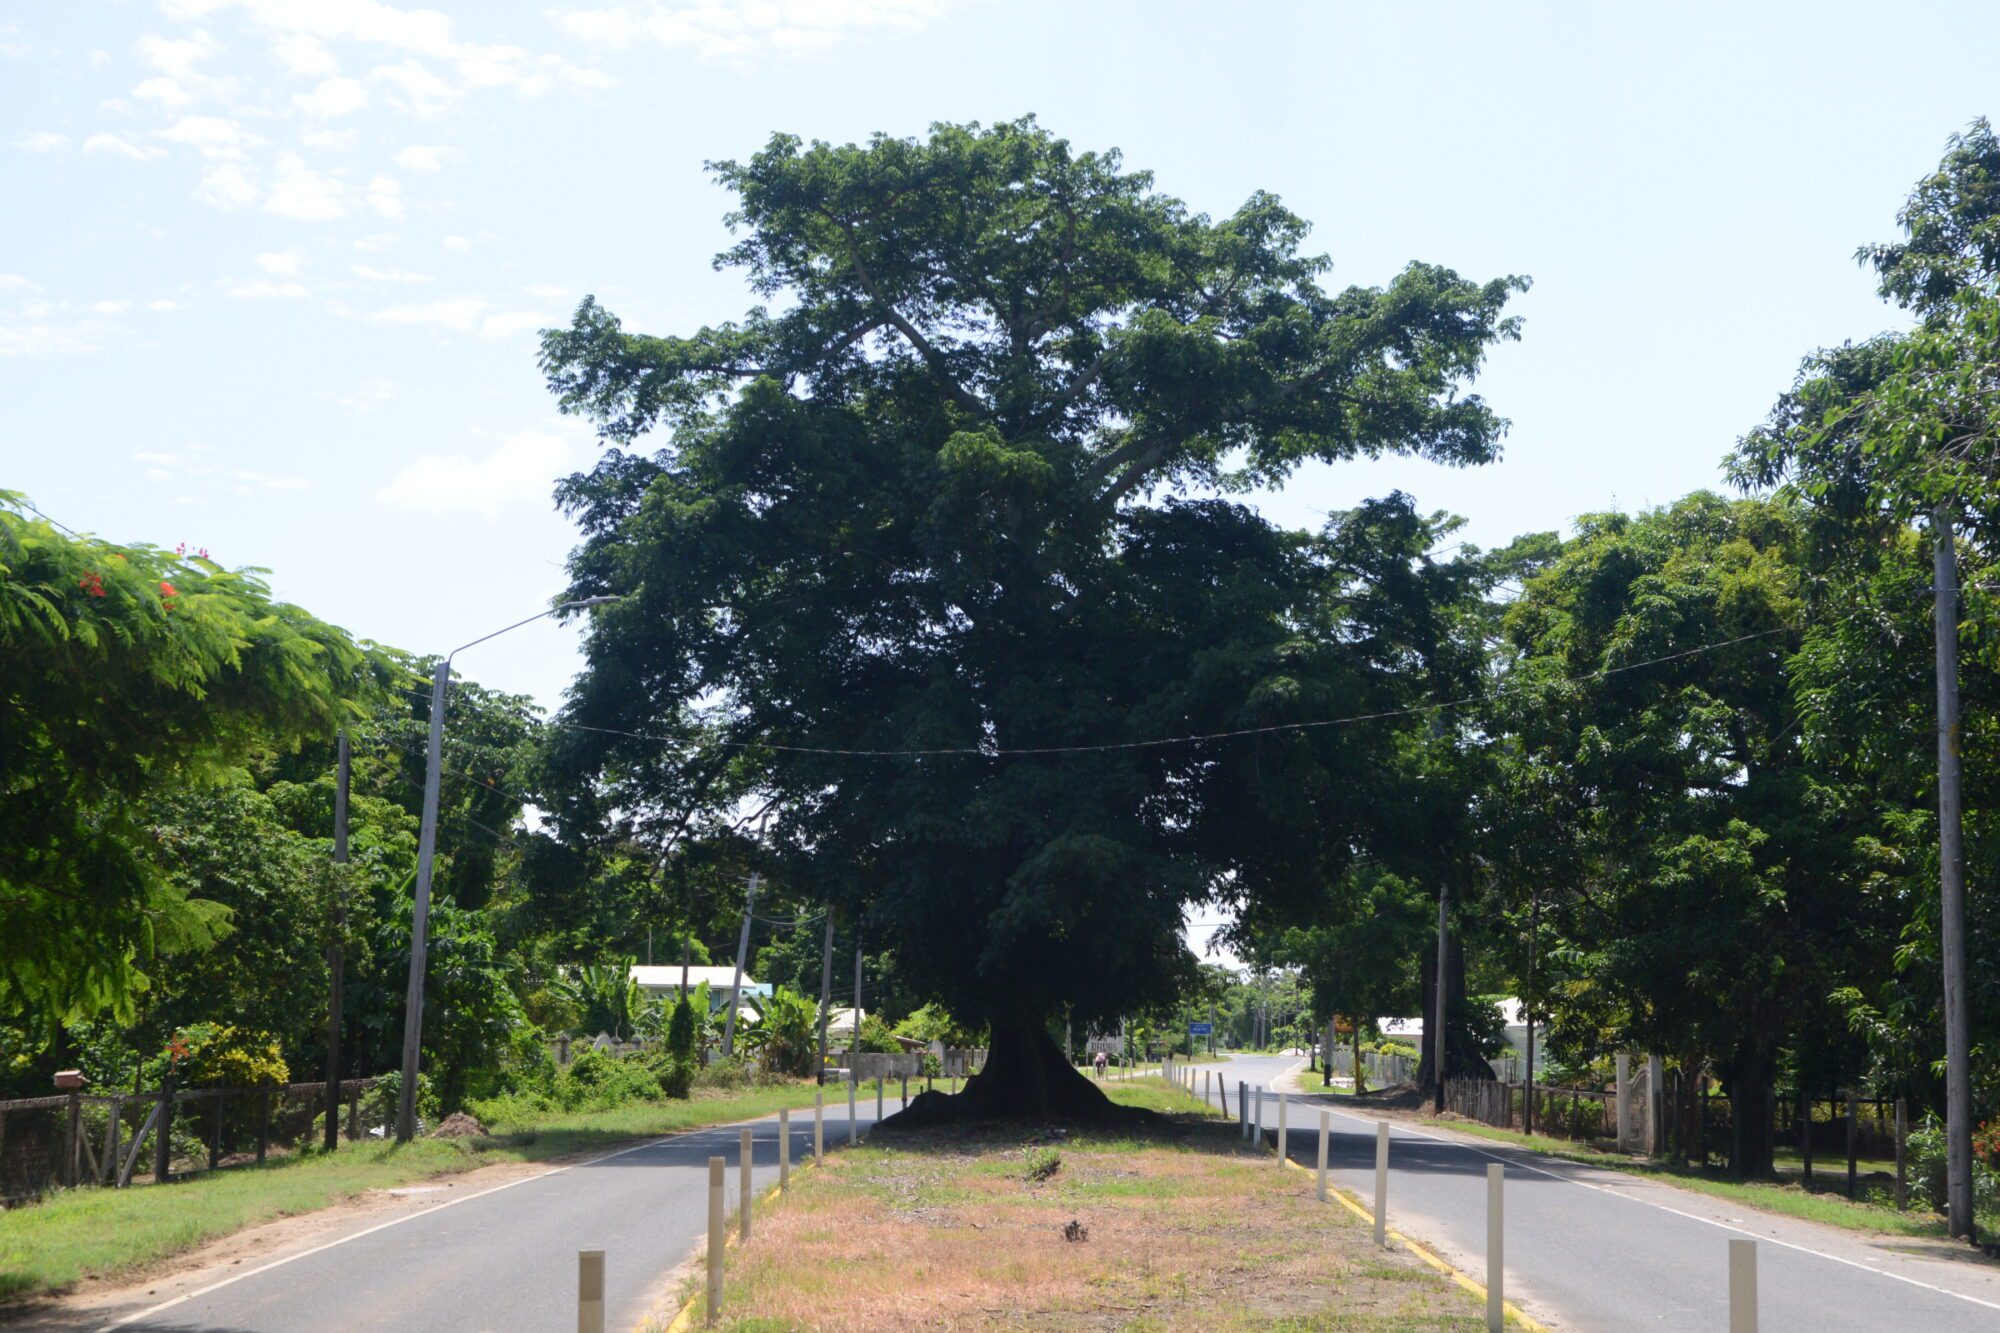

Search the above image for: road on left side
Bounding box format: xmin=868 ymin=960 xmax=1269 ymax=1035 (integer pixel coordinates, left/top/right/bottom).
xmin=8 ymin=1091 xmax=902 ymax=1333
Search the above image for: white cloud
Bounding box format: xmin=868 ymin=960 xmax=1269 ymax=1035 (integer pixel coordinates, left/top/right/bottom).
xmin=91 ymin=300 xmax=133 ymax=314
xmin=136 ymin=31 xmax=219 ymax=78
xmin=11 ymin=130 xmax=69 ymax=153
xmin=365 ymin=295 xmax=549 ymax=339
xmin=157 ymin=115 xmax=262 ymax=158
xmin=392 ymin=143 xmax=456 ymax=173
xmin=376 ymin=431 xmax=570 ymax=515
xmin=294 ymin=75 xmax=367 ymax=117
xmin=90 ymin=49 xmax=112 ymax=69
xmin=352 ymin=263 xmax=431 ymax=284
xmin=300 ymin=128 xmax=355 ymax=151
xmin=264 ymin=154 xmax=346 ymax=220
xmin=195 ymin=162 xmax=260 ymax=209
xmin=83 ymin=133 xmax=167 ymax=161
xmin=271 ymin=32 xmax=337 ymax=75
xmin=148 ymin=298 xmax=189 ymax=311
xmin=371 ymin=59 xmax=456 ymax=116
xmin=225 ymin=279 xmax=310 ymax=299
xmin=315 ymin=375 xmax=396 ymax=412
xmin=256 ymin=249 xmax=305 ymax=276
xmin=133 ymin=442 xmax=307 ymax=492
xmin=0 ymin=308 xmax=121 ymax=357
xmin=353 ymin=232 xmax=399 ymax=252
xmin=552 ymin=0 xmax=958 ymax=65
xmin=0 ymin=274 xmax=42 ymax=292
xmin=441 ymin=233 xmax=471 ymax=253
xmin=134 ymin=76 xmax=194 ymax=108
xmin=364 ymin=173 xmax=404 ymax=220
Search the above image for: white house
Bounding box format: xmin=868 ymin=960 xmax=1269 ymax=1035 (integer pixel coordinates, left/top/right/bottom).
xmin=628 ymin=965 xmax=770 ymax=1010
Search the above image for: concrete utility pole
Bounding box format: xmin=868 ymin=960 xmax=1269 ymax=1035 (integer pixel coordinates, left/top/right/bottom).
xmin=721 ymin=871 xmax=758 ymax=1059
xmin=324 ymin=730 xmax=348 ymax=1153
xmin=396 ymin=597 xmax=618 ymax=1143
xmin=814 ymin=911 xmax=835 ymax=1084
xmin=1933 ymin=505 xmax=1975 ymax=1239
xmin=1524 ymin=890 xmax=1538 ymax=1137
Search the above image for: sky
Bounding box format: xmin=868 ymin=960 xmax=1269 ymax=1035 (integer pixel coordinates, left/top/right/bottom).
xmin=6 ymin=0 xmax=1997 ymax=967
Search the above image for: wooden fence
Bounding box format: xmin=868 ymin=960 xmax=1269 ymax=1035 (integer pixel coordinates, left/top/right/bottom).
xmin=0 ymin=1077 xmax=380 ymax=1206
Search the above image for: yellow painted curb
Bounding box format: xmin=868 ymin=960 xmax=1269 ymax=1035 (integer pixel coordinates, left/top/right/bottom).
xmin=1277 ymin=1153 xmax=1550 ymax=1332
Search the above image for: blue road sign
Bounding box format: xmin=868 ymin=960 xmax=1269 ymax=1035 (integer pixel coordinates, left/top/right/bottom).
xmin=1188 ymin=1021 xmax=1213 ymax=1036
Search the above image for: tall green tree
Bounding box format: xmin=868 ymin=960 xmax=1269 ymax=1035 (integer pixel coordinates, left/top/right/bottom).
xmin=540 ymin=119 xmax=1525 ymax=1118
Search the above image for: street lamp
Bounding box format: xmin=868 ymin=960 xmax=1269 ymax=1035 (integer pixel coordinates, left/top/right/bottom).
xmin=396 ymin=596 xmax=619 ymax=1143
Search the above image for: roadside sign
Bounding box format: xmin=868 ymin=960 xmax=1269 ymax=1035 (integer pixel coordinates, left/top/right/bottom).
xmin=1188 ymin=1022 xmax=1213 ymax=1036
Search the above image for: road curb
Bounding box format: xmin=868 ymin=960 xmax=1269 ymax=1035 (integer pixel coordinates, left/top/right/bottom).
xmin=1275 ymin=1144 xmax=1549 ymax=1331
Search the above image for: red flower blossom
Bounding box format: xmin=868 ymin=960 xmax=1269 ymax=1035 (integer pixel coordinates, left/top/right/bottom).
xmin=160 ymin=581 xmax=177 ymax=599
xmin=77 ymin=571 xmax=106 ymax=597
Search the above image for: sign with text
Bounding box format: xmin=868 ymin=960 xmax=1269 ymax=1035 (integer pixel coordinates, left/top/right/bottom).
xmin=1188 ymin=1022 xmax=1214 ymax=1036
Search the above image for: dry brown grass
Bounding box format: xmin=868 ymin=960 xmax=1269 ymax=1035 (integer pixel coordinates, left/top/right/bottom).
xmin=675 ymin=1080 xmax=1490 ymax=1331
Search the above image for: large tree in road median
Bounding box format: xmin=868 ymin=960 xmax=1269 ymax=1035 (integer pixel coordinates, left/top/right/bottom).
xmin=540 ymin=118 xmax=1525 ymax=1119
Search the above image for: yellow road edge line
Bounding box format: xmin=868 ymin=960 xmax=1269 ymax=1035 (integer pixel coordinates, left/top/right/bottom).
xmin=1277 ymin=1149 xmax=1550 ymax=1332
xmin=656 ymin=1139 xmax=834 ymax=1332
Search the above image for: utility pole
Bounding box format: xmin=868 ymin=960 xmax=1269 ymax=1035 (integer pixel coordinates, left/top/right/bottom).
xmin=1934 ymin=504 xmax=1975 ymax=1239
xmin=721 ymin=871 xmax=758 ymax=1059
xmin=1433 ymin=883 xmax=1449 ymax=1114
xmin=323 ymin=731 xmax=348 ymax=1153
xmin=852 ymin=945 xmax=863 ymax=1055
xmin=814 ymin=911 xmax=835 ymax=1084
xmin=1524 ymin=889 xmax=1538 ymax=1137
xmin=397 ymin=657 xmax=449 ymax=1143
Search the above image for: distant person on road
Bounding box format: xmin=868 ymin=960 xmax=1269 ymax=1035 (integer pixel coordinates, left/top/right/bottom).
xmin=1093 ymin=1051 xmax=1108 ymax=1079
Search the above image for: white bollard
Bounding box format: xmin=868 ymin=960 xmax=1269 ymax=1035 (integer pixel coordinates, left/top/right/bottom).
xmin=1374 ymin=1122 xmax=1389 ymax=1247
xmin=1317 ymin=1110 xmax=1330 ymax=1201
xmin=740 ymin=1127 xmax=754 ymax=1242
xmin=1277 ymin=1092 xmax=1288 ymax=1163
xmin=1486 ymin=1162 xmax=1503 ymax=1332
xmin=577 ymin=1249 xmax=605 ymax=1333
xmin=779 ymin=1107 xmax=791 ymax=1190
xmin=1730 ymin=1238 xmax=1758 ymax=1333
xmin=813 ymin=1092 xmax=824 ymax=1163
xmin=706 ymin=1156 xmax=725 ymax=1321
xmin=848 ymin=1076 xmax=858 ymax=1145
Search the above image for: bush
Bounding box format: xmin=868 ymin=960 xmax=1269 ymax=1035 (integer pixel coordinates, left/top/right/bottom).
xmin=1908 ymin=1112 xmax=2000 ymax=1214
xmin=1023 ymin=1146 xmax=1061 ymax=1181
xmin=561 ymin=1048 xmax=661 ymax=1108
xmin=667 ymin=996 xmax=697 ymax=1066
xmin=693 ymin=1057 xmax=753 ymax=1092
xmin=654 ymin=1055 xmax=694 ymax=1100
xmin=363 ymin=1071 xmax=440 ymax=1133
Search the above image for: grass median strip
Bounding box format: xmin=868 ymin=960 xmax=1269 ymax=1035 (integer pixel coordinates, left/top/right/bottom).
xmin=662 ymin=1078 xmax=1504 ymax=1331
xmin=0 ymin=1081 xmax=832 ymax=1305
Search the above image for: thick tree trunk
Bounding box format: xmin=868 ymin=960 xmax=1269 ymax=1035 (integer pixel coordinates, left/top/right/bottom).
xmin=1352 ymin=1026 xmax=1366 ymax=1096
xmin=1728 ymin=1040 xmax=1777 ymax=1179
xmin=879 ymin=1012 xmax=1151 ymax=1129
xmin=1415 ymin=937 xmax=1497 ymax=1089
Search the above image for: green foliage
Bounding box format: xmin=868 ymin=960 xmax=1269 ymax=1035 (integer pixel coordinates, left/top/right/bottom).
xmin=1022 ymin=1145 xmax=1062 ymax=1181
xmin=167 ymin=1024 xmax=289 ymax=1088
xmin=363 ymin=1071 xmax=439 ymax=1129
xmin=0 ymin=494 xmax=392 ymax=1028
xmin=693 ymin=1057 xmax=752 ymax=1092
xmin=551 ymin=958 xmax=642 ymax=1039
xmin=666 ymin=995 xmax=697 ymax=1065
xmin=1908 ymin=1112 xmax=2000 ymax=1214
xmin=540 ymin=118 xmax=1523 ymax=1072
xmin=750 ymin=987 xmax=819 ymax=1077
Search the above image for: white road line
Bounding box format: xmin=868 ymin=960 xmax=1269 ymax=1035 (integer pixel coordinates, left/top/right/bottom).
xmin=1304 ymin=1093 xmax=2000 ymax=1316
xmin=97 ymin=1110 xmax=829 ymax=1332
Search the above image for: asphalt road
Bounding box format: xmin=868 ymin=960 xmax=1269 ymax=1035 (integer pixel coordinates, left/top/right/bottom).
xmin=1217 ymin=1051 xmax=2000 ymax=1331
xmin=91 ymin=1083 xmax=905 ymax=1332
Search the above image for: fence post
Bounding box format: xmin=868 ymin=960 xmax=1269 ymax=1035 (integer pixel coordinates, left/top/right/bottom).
xmin=65 ymin=1088 xmax=81 ymax=1188
xmin=155 ymin=1069 xmax=174 ymax=1183
xmin=1239 ymin=1082 xmax=1249 ymax=1139
xmin=208 ymin=1092 xmax=222 ymax=1170
xmin=706 ymin=1157 xmax=725 ymax=1323
xmin=577 ymin=1249 xmax=605 ymax=1333
xmin=1729 ymin=1238 xmax=1758 ymax=1333
xmin=105 ymin=1095 xmax=122 ymax=1186
xmin=1895 ymin=1098 xmax=1908 ymax=1210
xmin=258 ymin=1090 xmax=271 ymax=1165
xmin=1614 ymin=1054 xmax=1630 ymax=1151
xmin=847 ymin=1076 xmax=857 ymax=1145
xmin=1316 ymin=1110 xmax=1329 ymax=1202
xmin=1374 ymin=1122 xmax=1389 ymax=1247
xmin=876 ymin=1076 xmax=883 ymax=1122
xmin=1846 ymin=1092 xmax=1857 ymax=1199
xmin=1487 ymin=1162 xmax=1504 ymax=1331
xmin=814 ymin=1092 xmax=824 ymax=1163
xmin=778 ymin=1107 xmax=790 ymax=1191
xmin=740 ymin=1127 xmax=754 ymax=1241
xmin=1277 ymin=1093 xmax=1287 ymax=1164
xmin=1798 ymin=1088 xmax=1813 ymax=1188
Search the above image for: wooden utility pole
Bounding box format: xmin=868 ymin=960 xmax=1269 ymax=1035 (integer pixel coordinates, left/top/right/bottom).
xmin=1433 ymin=883 xmax=1449 ymax=1113
xmin=721 ymin=871 xmax=758 ymax=1059
xmin=1933 ymin=504 xmax=1975 ymax=1239
xmin=814 ymin=911 xmax=835 ymax=1084
xmin=324 ymin=731 xmax=348 ymax=1153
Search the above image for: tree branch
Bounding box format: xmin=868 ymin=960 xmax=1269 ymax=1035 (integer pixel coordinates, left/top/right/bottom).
xmin=828 ymin=215 xmax=988 ymax=418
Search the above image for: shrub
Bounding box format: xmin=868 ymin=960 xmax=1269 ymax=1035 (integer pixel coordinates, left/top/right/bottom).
xmin=363 ymin=1071 xmax=440 ymax=1133
xmin=1023 ymin=1146 xmax=1061 ymax=1181
xmin=667 ymin=996 xmax=697 ymax=1066
xmin=693 ymin=1057 xmax=752 ymax=1092
xmin=1908 ymin=1113 xmax=2000 ymax=1214
xmin=561 ymin=1048 xmax=661 ymax=1108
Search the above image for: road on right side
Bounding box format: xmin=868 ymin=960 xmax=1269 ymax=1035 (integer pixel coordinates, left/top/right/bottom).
xmin=1212 ymin=1052 xmax=2000 ymax=1331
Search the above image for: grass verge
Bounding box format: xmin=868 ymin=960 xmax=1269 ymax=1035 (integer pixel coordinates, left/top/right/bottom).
xmin=660 ymin=1077 xmax=1517 ymax=1330
xmin=1414 ymin=1115 xmax=2000 ymax=1243
xmin=0 ymin=1081 xmax=831 ymax=1305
